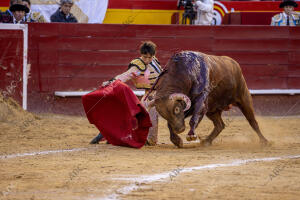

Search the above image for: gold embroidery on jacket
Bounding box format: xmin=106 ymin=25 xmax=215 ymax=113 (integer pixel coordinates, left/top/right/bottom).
xmin=129 ymin=58 xmax=162 ymax=89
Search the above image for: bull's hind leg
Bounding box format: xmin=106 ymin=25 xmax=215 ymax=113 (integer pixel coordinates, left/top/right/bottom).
xmin=201 ymin=111 xmax=225 ymax=146
xmin=237 ymin=94 xmax=269 ymax=145
xmin=168 ymin=123 xmax=183 ymax=148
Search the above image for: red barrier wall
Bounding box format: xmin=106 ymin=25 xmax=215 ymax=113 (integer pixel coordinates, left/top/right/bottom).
xmin=0 ymin=30 xmax=23 ymax=103
xmin=27 ymin=24 xmax=300 ymax=93
xmin=1 ymin=23 xmax=300 ymax=115
xmin=223 ymin=12 xmax=280 ymax=25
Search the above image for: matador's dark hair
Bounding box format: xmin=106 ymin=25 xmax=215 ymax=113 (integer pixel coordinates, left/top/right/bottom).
xmin=139 ymin=41 xmax=157 ymax=56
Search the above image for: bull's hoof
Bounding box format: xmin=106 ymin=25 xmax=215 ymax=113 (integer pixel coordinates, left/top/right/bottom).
xmin=170 ymin=134 xmax=183 ymax=148
xmin=200 ymin=139 xmax=212 ymax=147
xmin=260 ymin=139 xmax=271 ymax=147
xmin=186 ymin=134 xmax=197 ymax=141
xmin=175 ymin=139 xmax=183 ymax=148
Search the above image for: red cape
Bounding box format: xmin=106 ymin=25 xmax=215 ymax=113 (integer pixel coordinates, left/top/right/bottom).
xmin=82 ymin=80 xmax=152 ymax=148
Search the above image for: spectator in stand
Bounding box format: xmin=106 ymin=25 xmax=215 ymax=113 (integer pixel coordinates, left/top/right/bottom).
xmin=271 ymin=0 xmax=299 ymax=26
xmin=22 ymin=0 xmax=46 ymax=22
xmin=193 ymin=0 xmax=214 ymax=25
xmin=50 ymin=0 xmax=78 ymax=23
xmin=0 ymin=0 xmax=29 ymax=23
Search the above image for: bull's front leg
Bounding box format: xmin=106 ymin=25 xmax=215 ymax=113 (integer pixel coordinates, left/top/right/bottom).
xmin=187 ymin=96 xmax=208 ymax=141
xmin=168 ymin=123 xmax=183 ymax=148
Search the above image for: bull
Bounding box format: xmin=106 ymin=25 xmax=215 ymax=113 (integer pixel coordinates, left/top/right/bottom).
xmin=149 ymin=51 xmax=268 ymax=148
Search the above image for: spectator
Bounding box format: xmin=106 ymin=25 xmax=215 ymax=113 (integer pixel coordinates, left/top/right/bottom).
xmin=271 ymin=0 xmax=299 ymax=26
xmin=50 ymin=0 xmax=78 ymax=23
xmin=0 ymin=0 xmax=29 ymax=23
xmin=22 ymin=0 xmax=46 ymax=22
xmin=194 ymin=0 xmax=214 ymax=25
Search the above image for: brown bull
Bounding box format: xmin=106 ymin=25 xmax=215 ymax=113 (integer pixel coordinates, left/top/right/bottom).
xmin=151 ymin=51 xmax=268 ymax=148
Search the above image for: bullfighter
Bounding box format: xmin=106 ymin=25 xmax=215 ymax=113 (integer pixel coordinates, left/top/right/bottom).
xmin=90 ymin=41 xmax=162 ymax=146
xmin=271 ymin=0 xmax=299 ymax=26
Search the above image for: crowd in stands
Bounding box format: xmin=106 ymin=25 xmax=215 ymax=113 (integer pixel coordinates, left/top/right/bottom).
xmin=192 ymin=0 xmax=299 ymax=26
xmin=0 ymin=0 xmax=77 ymax=24
xmin=0 ymin=0 xmax=299 ymax=26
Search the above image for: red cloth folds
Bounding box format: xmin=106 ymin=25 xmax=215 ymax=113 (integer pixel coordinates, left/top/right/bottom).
xmin=82 ymin=80 xmax=152 ymax=148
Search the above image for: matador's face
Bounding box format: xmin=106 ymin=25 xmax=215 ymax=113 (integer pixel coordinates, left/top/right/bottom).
xmin=284 ymin=5 xmax=294 ymax=15
xmin=141 ymin=53 xmax=154 ymax=65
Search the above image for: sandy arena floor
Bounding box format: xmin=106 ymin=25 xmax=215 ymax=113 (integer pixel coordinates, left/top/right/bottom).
xmin=1 ymin=96 xmax=300 ymax=200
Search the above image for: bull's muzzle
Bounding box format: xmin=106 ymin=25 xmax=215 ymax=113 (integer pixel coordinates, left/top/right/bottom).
xmin=172 ymin=124 xmax=186 ymax=134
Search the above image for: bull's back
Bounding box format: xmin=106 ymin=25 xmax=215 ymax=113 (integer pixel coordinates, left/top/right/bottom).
xmin=205 ymin=54 xmax=242 ymax=82
xmin=202 ymin=53 xmax=249 ymax=110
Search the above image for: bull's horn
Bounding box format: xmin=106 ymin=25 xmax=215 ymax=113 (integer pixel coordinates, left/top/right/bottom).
xmin=169 ymin=93 xmax=191 ymax=111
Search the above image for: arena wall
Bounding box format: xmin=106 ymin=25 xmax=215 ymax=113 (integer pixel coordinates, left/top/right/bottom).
xmin=0 ymin=29 xmax=24 ymax=104
xmin=1 ymin=23 xmax=300 ymax=115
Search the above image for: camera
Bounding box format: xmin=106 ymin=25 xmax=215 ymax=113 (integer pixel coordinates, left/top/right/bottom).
xmin=177 ymin=0 xmax=196 ymax=24
xmin=177 ymin=0 xmax=194 ymax=10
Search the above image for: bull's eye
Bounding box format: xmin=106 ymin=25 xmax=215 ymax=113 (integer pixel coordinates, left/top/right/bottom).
xmin=174 ymin=106 xmax=180 ymax=115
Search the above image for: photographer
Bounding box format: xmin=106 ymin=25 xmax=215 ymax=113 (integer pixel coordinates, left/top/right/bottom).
xmin=194 ymin=0 xmax=214 ymax=25
xmin=177 ymin=0 xmax=196 ymax=24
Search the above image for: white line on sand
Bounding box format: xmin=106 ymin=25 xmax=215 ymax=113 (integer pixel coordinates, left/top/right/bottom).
xmin=99 ymin=154 xmax=300 ymax=200
xmin=0 ymin=148 xmax=89 ymax=159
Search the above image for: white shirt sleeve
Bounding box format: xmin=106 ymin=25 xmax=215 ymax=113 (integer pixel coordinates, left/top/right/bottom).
xmin=195 ymin=0 xmax=214 ymax=13
xmin=115 ymin=67 xmax=141 ymax=83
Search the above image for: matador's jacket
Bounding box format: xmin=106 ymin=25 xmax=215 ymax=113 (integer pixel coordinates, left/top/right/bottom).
xmin=271 ymin=12 xmax=299 ymax=26
xmin=115 ymin=57 xmax=162 ymax=90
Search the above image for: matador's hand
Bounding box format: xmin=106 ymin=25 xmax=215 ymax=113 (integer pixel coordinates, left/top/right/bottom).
xmin=101 ymin=78 xmax=116 ymax=87
xmin=102 ymin=81 xmax=111 ymax=87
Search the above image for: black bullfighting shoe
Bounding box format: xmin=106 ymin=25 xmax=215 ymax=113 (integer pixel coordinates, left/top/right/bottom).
xmin=90 ymin=133 xmax=104 ymax=144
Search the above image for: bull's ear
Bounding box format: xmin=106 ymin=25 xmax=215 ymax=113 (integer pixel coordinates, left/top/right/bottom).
xmin=147 ymin=97 xmax=162 ymax=108
xmin=143 ymin=99 xmax=155 ymax=108
xmin=148 ymin=99 xmax=155 ymax=108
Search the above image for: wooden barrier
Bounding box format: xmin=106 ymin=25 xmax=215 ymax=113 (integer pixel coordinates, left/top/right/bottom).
xmin=0 ymin=29 xmax=24 ymax=103
xmin=223 ymin=12 xmax=280 ymax=25
xmin=1 ymin=23 xmax=299 ymax=114
xmin=27 ymin=24 xmax=300 ymax=93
